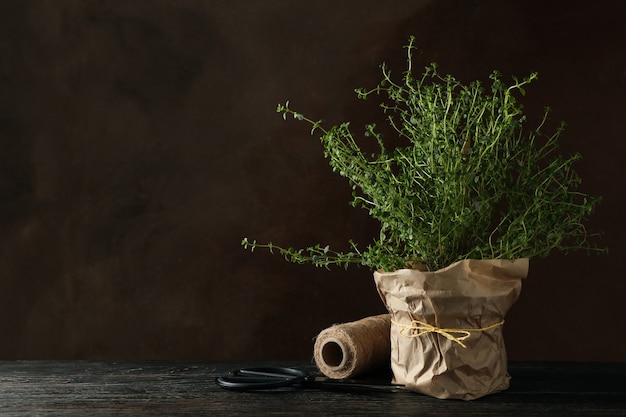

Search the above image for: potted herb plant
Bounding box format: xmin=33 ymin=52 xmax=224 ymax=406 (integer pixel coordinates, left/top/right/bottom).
xmin=243 ymin=37 xmax=603 ymax=400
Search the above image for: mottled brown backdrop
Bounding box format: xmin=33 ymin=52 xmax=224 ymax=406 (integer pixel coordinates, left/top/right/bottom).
xmin=1 ymin=0 xmax=624 ymax=360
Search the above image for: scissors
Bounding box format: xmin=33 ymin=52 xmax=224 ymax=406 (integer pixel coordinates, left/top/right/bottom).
xmin=216 ymin=366 xmax=404 ymax=393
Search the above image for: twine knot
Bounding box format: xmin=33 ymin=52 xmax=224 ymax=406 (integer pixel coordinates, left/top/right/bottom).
xmin=392 ymin=319 xmax=505 ymax=348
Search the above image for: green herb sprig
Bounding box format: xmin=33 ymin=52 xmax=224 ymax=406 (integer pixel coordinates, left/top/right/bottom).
xmin=244 ymin=36 xmax=604 ymax=272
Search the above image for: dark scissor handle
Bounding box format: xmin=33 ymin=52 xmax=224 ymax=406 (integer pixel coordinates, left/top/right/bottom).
xmin=216 ymin=366 xmax=307 ymax=391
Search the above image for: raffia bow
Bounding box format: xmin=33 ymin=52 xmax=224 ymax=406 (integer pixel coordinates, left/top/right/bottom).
xmin=392 ymin=319 xmax=505 ymax=348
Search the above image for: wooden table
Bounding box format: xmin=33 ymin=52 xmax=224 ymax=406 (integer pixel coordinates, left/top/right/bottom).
xmin=0 ymin=361 xmax=624 ymax=416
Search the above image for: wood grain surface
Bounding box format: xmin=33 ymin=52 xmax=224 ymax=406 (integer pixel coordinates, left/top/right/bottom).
xmin=1 ymin=361 xmax=625 ymax=416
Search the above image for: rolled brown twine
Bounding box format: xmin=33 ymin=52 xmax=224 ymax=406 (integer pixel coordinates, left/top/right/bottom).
xmin=313 ymin=314 xmax=391 ymax=379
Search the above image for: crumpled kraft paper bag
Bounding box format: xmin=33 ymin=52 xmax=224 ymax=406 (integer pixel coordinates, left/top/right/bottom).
xmin=374 ymin=258 xmax=528 ymax=400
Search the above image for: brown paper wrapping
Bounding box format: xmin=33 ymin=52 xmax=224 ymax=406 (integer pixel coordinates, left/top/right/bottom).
xmin=374 ymin=258 xmax=528 ymax=400
xmin=313 ymin=314 xmax=391 ymax=379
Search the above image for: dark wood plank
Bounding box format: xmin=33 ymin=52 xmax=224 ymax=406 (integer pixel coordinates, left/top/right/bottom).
xmin=0 ymin=361 xmax=624 ymax=416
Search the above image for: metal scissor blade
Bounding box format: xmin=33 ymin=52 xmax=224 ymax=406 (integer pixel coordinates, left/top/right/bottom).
xmin=307 ymin=376 xmax=406 ymax=393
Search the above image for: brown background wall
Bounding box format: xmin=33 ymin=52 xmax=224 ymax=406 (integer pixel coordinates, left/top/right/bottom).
xmin=0 ymin=0 xmax=624 ymax=361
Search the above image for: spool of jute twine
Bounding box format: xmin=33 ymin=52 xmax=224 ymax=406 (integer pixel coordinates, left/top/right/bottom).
xmin=313 ymin=314 xmax=391 ymax=379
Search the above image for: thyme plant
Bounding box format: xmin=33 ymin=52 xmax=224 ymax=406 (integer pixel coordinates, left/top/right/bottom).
xmin=243 ymin=37 xmax=603 ymax=272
